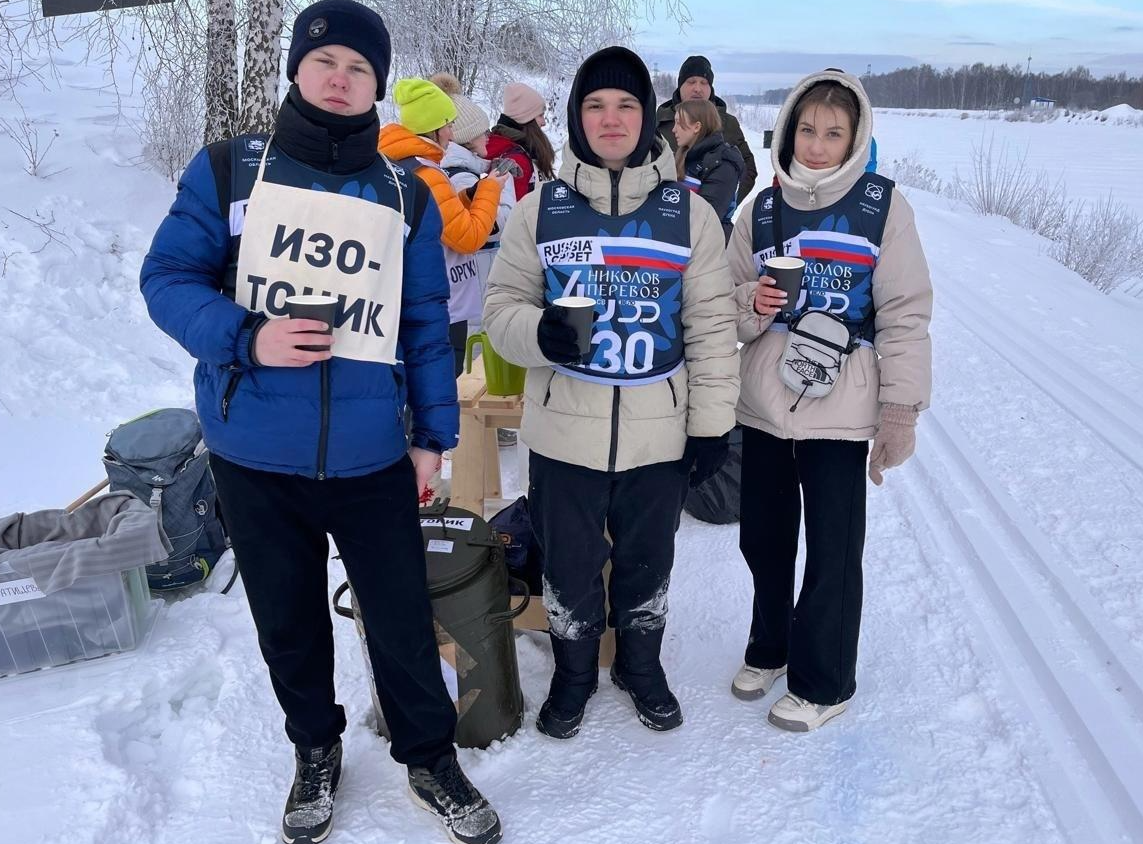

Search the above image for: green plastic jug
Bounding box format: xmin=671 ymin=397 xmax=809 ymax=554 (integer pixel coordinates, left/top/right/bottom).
xmin=465 ymin=332 xmax=525 ymax=396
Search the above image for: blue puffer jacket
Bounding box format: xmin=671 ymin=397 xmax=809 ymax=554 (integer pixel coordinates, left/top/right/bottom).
xmin=140 ymin=137 xmax=459 ymax=479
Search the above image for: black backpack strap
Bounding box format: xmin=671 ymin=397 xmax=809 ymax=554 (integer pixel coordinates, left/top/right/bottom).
xmin=205 ymin=139 xmax=233 ymax=219
xmin=772 ymin=187 xmax=784 ymax=257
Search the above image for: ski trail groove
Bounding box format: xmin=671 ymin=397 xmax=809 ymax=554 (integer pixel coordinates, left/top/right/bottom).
xmin=939 ymin=283 xmax=1143 ymax=474
xmin=893 ymin=410 xmax=1143 ymax=844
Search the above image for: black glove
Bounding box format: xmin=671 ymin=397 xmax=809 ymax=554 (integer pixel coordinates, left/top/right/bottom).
xmin=537 ymin=305 xmax=582 ymax=364
xmin=682 ymin=434 xmax=730 ymax=488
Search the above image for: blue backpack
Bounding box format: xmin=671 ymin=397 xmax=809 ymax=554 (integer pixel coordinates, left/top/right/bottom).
xmin=103 ymin=409 xmax=229 ymax=591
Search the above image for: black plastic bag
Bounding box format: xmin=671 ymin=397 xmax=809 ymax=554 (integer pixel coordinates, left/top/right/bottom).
xmin=683 ymin=426 xmax=743 ymax=524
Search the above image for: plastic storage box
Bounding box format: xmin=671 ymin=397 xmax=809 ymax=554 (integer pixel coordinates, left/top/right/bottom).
xmin=0 ymin=494 xmax=168 ymax=678
xmin=0 ymin=563 xmax=155 ymax=677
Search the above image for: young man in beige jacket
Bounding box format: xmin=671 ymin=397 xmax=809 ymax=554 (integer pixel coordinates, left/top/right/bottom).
xmin=483 ymin=46 xmax=739 ymax=738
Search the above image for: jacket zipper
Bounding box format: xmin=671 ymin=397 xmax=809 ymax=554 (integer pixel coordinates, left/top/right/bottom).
xmin=606 ymin=171 xmax=622 ymax=470
xmin=667 ymin=378 xmax=678 ymax=408
xmin=543 ymin=373 xmax=553 ymax=407
xmin=607 ymin=387 xmax=620 ymax=472
xmin=317 ymin=360 xmax=330 ymax=479
xmin=221 ymin=372 xmax=243 ymax=421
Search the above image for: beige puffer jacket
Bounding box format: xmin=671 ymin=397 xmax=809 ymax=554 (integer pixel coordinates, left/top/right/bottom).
xmin=483 ymin=142 xmax=740 ymax=472
xmin=730 ymin=69 xmax=932 ymax=440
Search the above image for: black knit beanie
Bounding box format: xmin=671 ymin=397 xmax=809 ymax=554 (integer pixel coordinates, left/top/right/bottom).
xmin=678 ymin=55 xmax=714 ymax=88
xmin=566 ymin=46 xmax=658 ymax=169
xmin=286 ymin=0 xmax=392 ymax=101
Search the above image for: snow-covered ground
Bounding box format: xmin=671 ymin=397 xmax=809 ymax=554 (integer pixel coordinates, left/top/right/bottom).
xmin=872 ymin=108 xmax=1143 ymax=217
xmin=3 ymin=24 xmax=1143 ymax=844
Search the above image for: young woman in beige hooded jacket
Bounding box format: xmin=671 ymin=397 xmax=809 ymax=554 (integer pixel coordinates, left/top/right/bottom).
xmin=728 ymin=69 xmax=932 ymax=731
xmin=483 ymin=47 xmax=739 ymax=739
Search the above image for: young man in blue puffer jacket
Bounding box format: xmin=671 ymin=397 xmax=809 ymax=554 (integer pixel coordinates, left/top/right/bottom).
xmin=139 ymin=3 xmax=503 ymax=843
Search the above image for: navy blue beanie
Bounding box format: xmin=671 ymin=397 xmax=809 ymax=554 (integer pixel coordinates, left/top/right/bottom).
xmin=286 ymin=0 xmax=392 ymax=101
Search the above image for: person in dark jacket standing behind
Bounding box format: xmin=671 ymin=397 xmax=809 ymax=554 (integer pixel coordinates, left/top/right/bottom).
xmin=673 ymin=98 xmax=745 ymax=242
xmin=657 ymin=55 xmax=757 ymax=203
xmin=139 ymin=3 xmax=502 ymax=843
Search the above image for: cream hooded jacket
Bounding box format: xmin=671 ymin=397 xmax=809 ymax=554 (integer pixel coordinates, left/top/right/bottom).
xmin=483 ymin=142 xmax=740 ymax=472
xmin=730 ymin=69 xmax=933 ymax=440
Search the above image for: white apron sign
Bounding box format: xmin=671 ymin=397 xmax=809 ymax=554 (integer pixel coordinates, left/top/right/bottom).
xmin=235 ymin=140 xmax=407 ymax=364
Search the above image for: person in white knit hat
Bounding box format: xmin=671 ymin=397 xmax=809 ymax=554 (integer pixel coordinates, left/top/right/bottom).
xmin=432 ymin=73 xmax=518 ymax=337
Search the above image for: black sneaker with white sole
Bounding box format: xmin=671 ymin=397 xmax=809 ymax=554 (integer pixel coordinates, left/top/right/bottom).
xmin=282 ymin=740 xmax=342 ymax=844
xmin=408 ymin=755 xmax=503 ymax=844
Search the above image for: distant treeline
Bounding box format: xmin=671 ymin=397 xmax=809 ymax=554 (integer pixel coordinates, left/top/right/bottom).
xmin=739 ymin=64 xmax=1143 ymax=110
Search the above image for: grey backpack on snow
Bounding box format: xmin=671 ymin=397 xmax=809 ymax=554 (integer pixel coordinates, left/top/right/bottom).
xmin=103 ymin=409 xmax=228 ymax=591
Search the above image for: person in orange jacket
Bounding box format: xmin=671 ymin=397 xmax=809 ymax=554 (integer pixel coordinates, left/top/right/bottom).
xmin=379 ymin=77 xmax=512 ymax=374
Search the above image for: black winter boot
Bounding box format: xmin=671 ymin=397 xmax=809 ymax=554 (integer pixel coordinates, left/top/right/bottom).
xmin=610 ymin=628 xmax=683 ymax=731
xmin=536 ymin=636 xmax=600 ymax=739
xmin=282 ymin=739 xmax=342 ymax=843
xmin=408 ymin=755 xmax=503 ymax=844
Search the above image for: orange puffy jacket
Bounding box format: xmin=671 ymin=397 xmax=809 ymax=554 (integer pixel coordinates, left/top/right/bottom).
xmin=378 ymin=124 xmax=501 ymax=254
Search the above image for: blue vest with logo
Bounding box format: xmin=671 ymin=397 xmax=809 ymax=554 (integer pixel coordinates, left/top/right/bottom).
xmin=751 ymin=172 xmax=894 ymax=345
xmin=535 ymin=179 xmax=692 ymax=385
xmin=216 ymin=134 xmax=417 ymax=303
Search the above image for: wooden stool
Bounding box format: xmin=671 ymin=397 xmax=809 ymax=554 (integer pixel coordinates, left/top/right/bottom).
xmin=452 ymin=355 xmax=523 ymax=516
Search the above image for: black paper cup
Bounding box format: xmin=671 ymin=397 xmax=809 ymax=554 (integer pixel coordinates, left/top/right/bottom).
xmin=763 ymin=257 xmax=806 ymax=313
xmin=285 ymin=294 xmax=336 ymax=352
xmin=553 ymin=296 xmax=597 ymax=356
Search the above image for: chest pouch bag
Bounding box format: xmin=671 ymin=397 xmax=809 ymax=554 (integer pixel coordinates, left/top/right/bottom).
xmin=771 ymin=188 xmax=860 ymax=412
xmin=780 ymin=309 xmax=857 ymax=411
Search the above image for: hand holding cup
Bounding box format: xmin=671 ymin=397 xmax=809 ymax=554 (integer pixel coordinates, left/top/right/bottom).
xmin=760 ymin=256 xmax=806 ymax=317
xmin=552 ymin=296 xmax=596 ymax=358
xmin=254 ymin=294 xmax=336 ymax=367
xmin=753 ymin=277 xmax=789 ymax=316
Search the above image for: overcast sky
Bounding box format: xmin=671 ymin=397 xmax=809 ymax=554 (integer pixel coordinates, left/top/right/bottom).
xmin=634 ymin=0 xmax=1143 ymax=92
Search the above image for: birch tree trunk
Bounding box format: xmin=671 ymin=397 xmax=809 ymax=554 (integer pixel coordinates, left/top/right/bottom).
xmin=238 ymin=0 xmax=285 ymax=134
xmin=204 ymin=0 xmax=239 ymax=144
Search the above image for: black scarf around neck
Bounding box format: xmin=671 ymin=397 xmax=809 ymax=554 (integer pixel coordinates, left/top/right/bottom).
xmin=273 ymin=86 xmax=380 ymax=174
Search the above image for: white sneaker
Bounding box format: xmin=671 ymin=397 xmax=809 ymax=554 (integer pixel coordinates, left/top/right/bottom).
xmin=768 ymin=693 xmax=847 ymax=732
xmin=730 ymin=663 xmax=787 ymax=700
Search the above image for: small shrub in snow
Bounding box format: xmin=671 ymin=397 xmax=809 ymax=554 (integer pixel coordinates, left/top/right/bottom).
xmin=0 ymin=103 xmax=62 ymax=178
xmin=889 ymin=155 xmax=943 ymax=194
xmin=141 ymin=69 xmax=204 ymax=181
xmin=1048 ymin=196 xmax=1143 ymax=294
xmin=1016 ymin=176 xmax=1069 ymax=241
xmin=950 ymin=135 xmax=1058 ymax=227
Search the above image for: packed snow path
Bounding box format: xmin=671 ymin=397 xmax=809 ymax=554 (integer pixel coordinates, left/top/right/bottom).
xmin=900 ymin=411 xmax=1143 ymax=841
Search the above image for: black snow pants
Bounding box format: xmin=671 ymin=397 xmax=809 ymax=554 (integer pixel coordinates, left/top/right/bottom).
xmin=528 ymin=452 xmax=689 ymax=641
xmin=210 ymin=454 xmax=456 ymax=767
xmin=738 ymin=426 xmax=868 ymax=706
